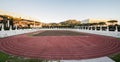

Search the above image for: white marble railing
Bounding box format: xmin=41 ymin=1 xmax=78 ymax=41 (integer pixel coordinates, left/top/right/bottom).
xmin=73 ymin=26 xmax=120 ymax=38
xmin=0 ymin=27 xmax=120 ymax=38
xmin=73 ymin=29 xmax=120 ymax=38
xmin=0 ymin=29 xmax=41 ymax=38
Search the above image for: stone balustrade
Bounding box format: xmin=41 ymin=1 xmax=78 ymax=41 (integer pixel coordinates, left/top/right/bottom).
xmin=0 ymin=25 xmax=120 ymax=38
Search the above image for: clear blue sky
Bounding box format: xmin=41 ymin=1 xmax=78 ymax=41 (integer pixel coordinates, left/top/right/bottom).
xmin=0 ymin=0 xmax=120 ymax=23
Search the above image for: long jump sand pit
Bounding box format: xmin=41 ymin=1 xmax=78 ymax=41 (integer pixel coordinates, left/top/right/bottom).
xmin=0 ymin=30 xmax=120 ymax=60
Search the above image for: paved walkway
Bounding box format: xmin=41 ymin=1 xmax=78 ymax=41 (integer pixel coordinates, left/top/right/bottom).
xmin=60 ymin=57 xmax=114 ymax=62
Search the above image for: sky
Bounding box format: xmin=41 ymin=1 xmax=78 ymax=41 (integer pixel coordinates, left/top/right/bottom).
xmin=0 ymin=0 xmax=120 ymax=23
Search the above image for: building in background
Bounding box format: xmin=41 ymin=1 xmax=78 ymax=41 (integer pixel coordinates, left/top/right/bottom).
xmin=81 ymin=18 xmax=118 ymax=25
xmin=0 ymin=15 xmax=42 ymax=30
xmin=0 ymin=10 xmax=42 ymax=29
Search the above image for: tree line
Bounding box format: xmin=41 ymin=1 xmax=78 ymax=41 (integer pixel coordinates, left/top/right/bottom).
xmin=42 ymin=19 xmax=81 ymax=28
xmin=0 ymin=14 xmax=119 ymax=31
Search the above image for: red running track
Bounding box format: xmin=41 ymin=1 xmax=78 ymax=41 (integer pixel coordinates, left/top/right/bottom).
xmin=0 ymin=30 xmax=120 ymax=60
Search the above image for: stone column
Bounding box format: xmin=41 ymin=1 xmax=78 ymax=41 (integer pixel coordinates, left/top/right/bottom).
xmin=115 ymin=26 xmax=118 ymax=32
xmin=85 ymin=26 xmax=87 ymax=30
xmin=90 ymin=26 xmax=92 ymax=30
xmin=107 ymin=26 xmax=109 ymax=31
xmin=95 ymin=26 xmax=97 ymax=31
xmin=9 ymin=25 xmax=12 ymax=30
xmin=87 ymin=26 xmax=90 ymax=30
xmin=15 ymin=25 xmax=18 ymax=30
xmin=7 ymin=20 xmax=10 ymax=27
xmin=82 ymin=26 xmax=84 ymax=30
xmin=1 ymin=24 xmax=4 ymax=31
xmin=100 ymin=26 xmax=102 ymax=31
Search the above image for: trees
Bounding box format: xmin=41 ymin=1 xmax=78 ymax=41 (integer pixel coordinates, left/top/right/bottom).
xmin=98 ymin=22 xmax=106 ymax=26
xmin=98 ymin=22 xmax=106 ymax=30
xmin=90 ymin=23 xmax=98 ymax=30
xmin=41 ymin=19 xmax=81 ymax=28
xmin=107 ymin=20 xmax=118 ymax=31
xmin=107 ymin=20 xmax=118 ymax=25
xmin=59 ymin=19 xmax=81 ymax=28
xmin=60 ymin=19 xmax=81 ymax=26
xmin=50 ymin=23 xmax=58 ymax=26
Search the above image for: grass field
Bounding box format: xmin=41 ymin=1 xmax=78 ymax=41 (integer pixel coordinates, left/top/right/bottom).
xmin=109 ymin=53 xmax=120 ymax=62
xmin=0 ymin=51 xmax=120 ymax=62
xmin=0 ymin=51 xmax=44 ymax=62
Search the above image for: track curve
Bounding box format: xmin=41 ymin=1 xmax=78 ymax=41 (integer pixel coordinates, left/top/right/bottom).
xmin=0 ymin=30 xmax=120 ymax=60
